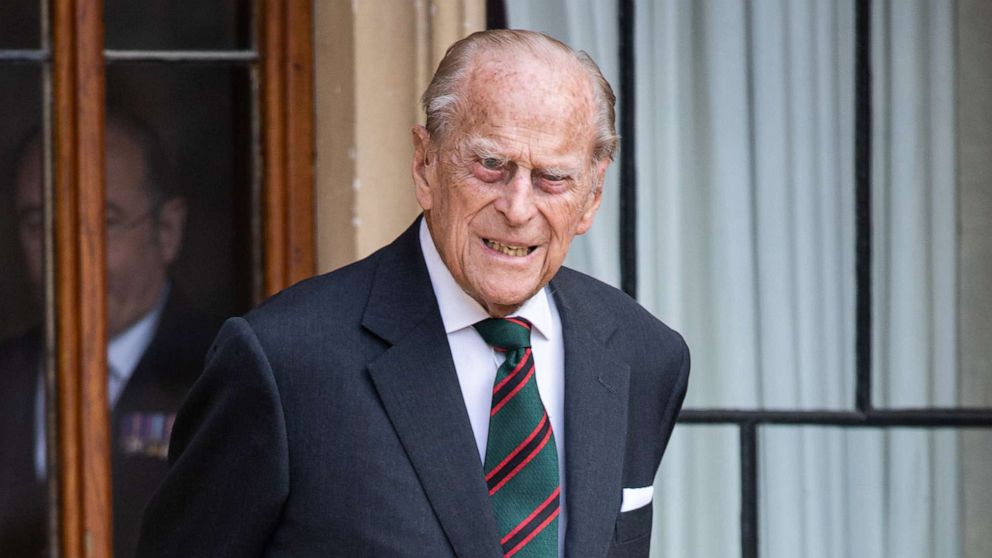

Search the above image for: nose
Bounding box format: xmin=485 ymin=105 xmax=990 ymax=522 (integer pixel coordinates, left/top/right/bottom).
xmin=494 ymin=169 xmax=538 ymax=226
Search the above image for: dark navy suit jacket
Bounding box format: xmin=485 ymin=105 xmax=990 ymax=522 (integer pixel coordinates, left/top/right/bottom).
xmin=0 ymin=292 xmax=218 ymax=558
xmin=137 ymin=220 xmax=689 ymax=557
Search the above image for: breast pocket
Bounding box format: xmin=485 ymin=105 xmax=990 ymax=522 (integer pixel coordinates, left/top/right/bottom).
xmin=607 ymin=503 xmax=653 ymax=558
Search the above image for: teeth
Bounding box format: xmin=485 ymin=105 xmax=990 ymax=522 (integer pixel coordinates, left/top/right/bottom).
xmin=484 ymin=239 xmax=530 ymax=257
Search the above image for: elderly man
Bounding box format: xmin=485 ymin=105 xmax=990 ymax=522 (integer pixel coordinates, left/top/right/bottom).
xmin=138 ymin=30 xmax=689 ymax=557
xmin=0 ymin=116 xmax=218 ymax=557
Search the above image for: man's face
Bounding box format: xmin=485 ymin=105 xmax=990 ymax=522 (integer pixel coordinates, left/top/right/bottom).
xmin=15 ymin=128 xmax=186 ymax=337
xmin=412 ymin=52 xmax=609 ymax=317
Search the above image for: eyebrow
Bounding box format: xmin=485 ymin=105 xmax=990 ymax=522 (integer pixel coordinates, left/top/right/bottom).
xmin=462 ymin=136 xmax=506 ymax=162
xmin=540 ymin=166 xmax=572 ymax=178
xmin=461 ymin=136 xmax=580 ymax=177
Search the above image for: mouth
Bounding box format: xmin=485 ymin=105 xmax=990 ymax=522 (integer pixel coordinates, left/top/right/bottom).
xmin=483 ymin=238 xmax=537 ymax=257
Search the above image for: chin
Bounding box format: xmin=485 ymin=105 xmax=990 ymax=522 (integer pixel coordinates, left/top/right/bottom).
xmin=479 ymin=285 xmax=539 ymax=311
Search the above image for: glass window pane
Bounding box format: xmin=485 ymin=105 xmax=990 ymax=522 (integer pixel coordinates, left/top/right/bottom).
xmin=0 ymin=1 xmax=40 ymax=49
xmin=633 ymin=0 xmax=856 ymax=409
xmin=761 ymin=426 xmax=991 ymax=558
xmin=652 ymin=425 xmax=741 ymax=558
xmin=0 ymin=64 xmax=53 ymax=556
xmin=104 ymin=0 xmax=253 ymax=51
xmin=512 ymin=0 xmax=865 ymax=410
xmin=958 ymin=0 xmax=992 ymax=411
xmin=871 ymin=0 xmax=992 ymax=409
xmin=103 ymin=64 xmax=252 ymax=556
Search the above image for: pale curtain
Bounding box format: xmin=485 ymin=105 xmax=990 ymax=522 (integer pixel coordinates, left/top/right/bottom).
xmin=507 ymin=0 xmax=959 ymax=557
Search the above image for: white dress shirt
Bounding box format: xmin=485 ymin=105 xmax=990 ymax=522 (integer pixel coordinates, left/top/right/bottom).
xmin=34 ymin=287 xmax=168 ymax=479
xmin=419 ymin=219 xmax=567 ymax=553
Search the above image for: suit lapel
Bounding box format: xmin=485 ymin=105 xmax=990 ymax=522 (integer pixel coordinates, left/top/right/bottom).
xmin=552 ymin=271 xmax=630 ymax=556
xmin=363 ymin=221 xmax=502 ymax=558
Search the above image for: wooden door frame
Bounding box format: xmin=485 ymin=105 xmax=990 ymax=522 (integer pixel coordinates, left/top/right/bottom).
xmin=261 ymin=0 xmax=315 ymax=296
xmin=51 ymin=1 xmax=315 ymax=555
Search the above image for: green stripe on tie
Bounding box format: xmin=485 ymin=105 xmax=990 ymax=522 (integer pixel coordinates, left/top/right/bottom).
xmin=474 ymin=317 xmax=559 ymax=558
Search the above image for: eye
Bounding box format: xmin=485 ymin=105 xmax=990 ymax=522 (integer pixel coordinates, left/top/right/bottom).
xmin=481 ymin=157 xmax=503 ymax=170
xmin=472 ymin=156 xmax=508 ymax=183
xmin=105 ymin=211 xmax=125 ymax=229
xmin=541 ymin=173 xmax=570 ymax=187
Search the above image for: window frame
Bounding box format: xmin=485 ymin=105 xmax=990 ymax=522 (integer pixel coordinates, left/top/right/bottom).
xmin=0 ymin=0 xmax=316 ymax=555
xmin=487 ymin=0 xmax=992 ymax=556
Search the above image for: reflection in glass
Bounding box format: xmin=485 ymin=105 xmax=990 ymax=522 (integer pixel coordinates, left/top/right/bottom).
xmin=101 ymin=65 xmax=251 ymax=556
xmin=104 ymin=0 xmax=252 ymax=51
xmin=0 ymin=65 xmax=50 ymax=556
xmin=0 ymin=1 xmax=40 ymax=50
xmin=106 ymin=65 xmax=253 ymax=319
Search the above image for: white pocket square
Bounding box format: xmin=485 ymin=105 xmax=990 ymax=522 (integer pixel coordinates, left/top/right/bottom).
xmin=620 ymin=486 xmax=654 ymax=512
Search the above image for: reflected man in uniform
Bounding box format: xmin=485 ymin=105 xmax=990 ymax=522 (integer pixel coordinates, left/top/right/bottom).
xmin=0 ymin=115 xmax=219 ymax=557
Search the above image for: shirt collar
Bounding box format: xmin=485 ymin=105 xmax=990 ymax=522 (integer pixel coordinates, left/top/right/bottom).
xmin=418 ymin=218 xmax=553 ymax=341
xmin=107 ymin=284 xmax=169 ymax=382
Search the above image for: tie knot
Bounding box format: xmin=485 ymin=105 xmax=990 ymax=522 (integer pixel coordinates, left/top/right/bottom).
xmin=474 ymin=317 xmax=532 ymax=351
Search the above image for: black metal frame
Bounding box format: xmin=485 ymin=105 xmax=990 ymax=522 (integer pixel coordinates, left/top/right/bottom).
xmin=618 ymin=0 xmax=637 ymax=299
xmin=607 ymin=1 xmax=992 ymax=557
xmin=480 ymin=0 xmax=992 ymax=552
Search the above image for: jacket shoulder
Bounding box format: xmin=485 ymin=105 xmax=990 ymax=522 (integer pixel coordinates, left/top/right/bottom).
xmin=245 ymin=248 xmax=384 ymax=330
xmin=553 ymin=267 xmax=685 ymax=347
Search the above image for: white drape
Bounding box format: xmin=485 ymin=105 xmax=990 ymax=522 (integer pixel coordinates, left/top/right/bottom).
xmin=868 ymin=2 xmax=959 ymax=557
xmin=507 ymin=0 xmax=959 ymax=556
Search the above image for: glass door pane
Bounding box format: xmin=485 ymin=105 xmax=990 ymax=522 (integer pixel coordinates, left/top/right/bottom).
xmin=104 ymin=0 xmax=252 ymax=50
xmin=0 ymin=63 xmax=55 ymax=557
xmin=102 ymin=43 xmax=254 ymax=558
xmin=0 ymin=1 xmax=41 ymax=49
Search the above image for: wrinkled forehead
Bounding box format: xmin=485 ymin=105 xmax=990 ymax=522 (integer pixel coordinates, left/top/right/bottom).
xmin=453 ymin=49 xmax=599 ymax=150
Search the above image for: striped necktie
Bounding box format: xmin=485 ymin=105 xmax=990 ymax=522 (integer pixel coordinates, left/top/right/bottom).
xmin=474 ymin=317 xmax=559 ymax=558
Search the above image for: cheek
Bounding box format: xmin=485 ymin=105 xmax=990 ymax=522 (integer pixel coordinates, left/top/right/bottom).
xmin=107 ymin=235 xmax=157 ymax=277
xmin=543 ymin=197 xmax=589 ymax=238
xmin=105 ymin=241 xmax=132 ymax=273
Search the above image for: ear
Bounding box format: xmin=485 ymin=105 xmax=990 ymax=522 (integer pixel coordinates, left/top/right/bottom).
xmin=411 ymin=125 xmax=435 ymax=211
xmin=576 ymin=158 xmax=610 ymax=235
xmin=155 ymin=196 xmax=188 ymax=265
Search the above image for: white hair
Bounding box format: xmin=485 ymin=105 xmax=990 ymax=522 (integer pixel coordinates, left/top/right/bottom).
xmin=421 ymin=29 xmax=618 ymax=163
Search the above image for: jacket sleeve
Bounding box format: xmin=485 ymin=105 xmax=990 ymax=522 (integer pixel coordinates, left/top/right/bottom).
xmin=135 ymin=317 xmax=289 ymax=557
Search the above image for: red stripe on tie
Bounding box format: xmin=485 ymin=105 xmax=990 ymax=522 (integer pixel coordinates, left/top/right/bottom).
xmin=492 ymin=348 xmax=532 ymax=395
xmin=505 ymin=317 xmax=531 ymax=329
xmin=488 ymin=425 xmax=552 ymax=495
xmin=485 ymin=413 xmax=547 ymax=482
xmin=489 ymin=363 xmax=535 ymax=417
xmin=504 ymin=506 xmax=560 ymax=558
xmin=499 ymin=486 xmax=560 ymax=545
